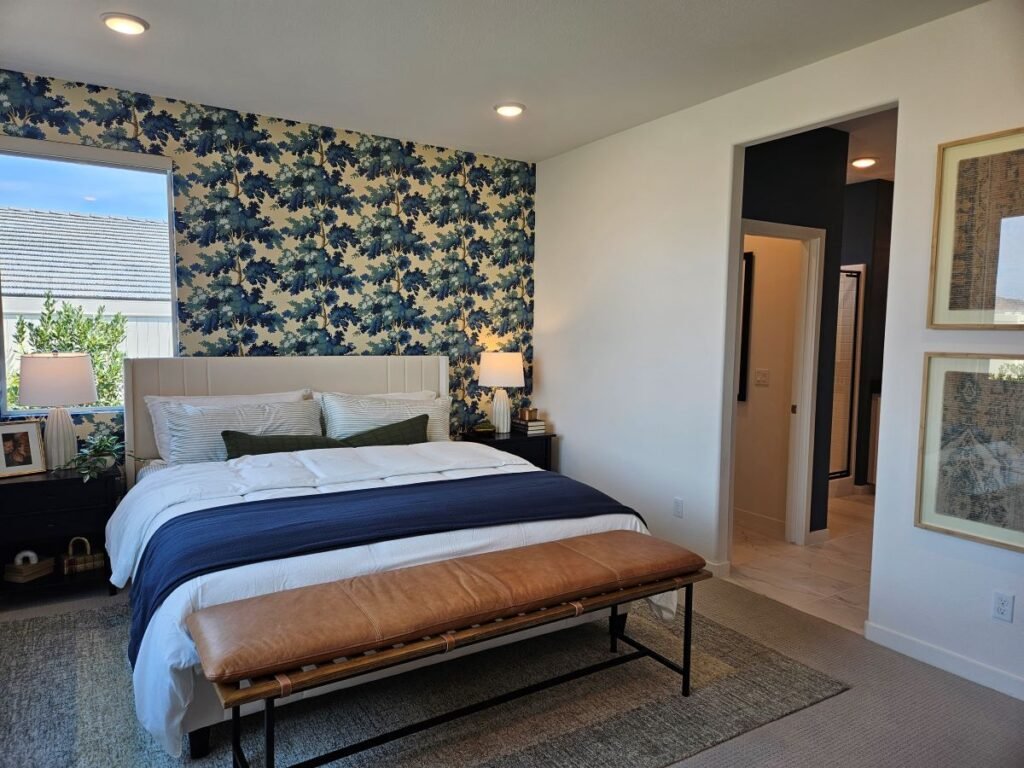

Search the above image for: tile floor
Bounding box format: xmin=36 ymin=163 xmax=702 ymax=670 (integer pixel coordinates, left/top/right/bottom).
xmin=726 ymin=494 xmax=874 ymax=634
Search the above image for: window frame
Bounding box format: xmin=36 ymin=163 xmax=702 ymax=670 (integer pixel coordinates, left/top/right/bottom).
xmin=0 ymin=135 xmax=178 ymax=417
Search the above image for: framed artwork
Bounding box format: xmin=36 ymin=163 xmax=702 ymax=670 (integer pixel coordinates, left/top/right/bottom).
xmin=929 ymin=126 xmax=1024 ymax=329
xmin=0 ymin=419 xmax=47 ymax=478
xmin=916 ymin=353 xmax=1024 ymax=553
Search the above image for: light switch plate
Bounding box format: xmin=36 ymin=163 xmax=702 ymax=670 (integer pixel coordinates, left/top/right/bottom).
xmin=754 ymin=368 xmax=770 ymax=387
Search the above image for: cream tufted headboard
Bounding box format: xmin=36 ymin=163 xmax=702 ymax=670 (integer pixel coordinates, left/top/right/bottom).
xmin=124 ymin=356 xmax=449 ymax=486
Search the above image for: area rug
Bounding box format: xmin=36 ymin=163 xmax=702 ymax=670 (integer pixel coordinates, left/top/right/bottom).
xmin=0 ymin=600 xmax=846 ymax=767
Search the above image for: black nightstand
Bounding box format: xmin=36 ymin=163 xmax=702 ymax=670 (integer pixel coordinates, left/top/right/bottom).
xmin=0 ymin=467 xmax=121 ymax=603
xmin=462 ymin=432 xmax=556 ymax=470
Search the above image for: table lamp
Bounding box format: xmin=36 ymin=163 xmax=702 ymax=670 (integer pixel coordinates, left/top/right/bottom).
xmin=18 ymin=352 xmax=98 ymax=470
xmin=478 ymin=351 xmax=525 ymax=434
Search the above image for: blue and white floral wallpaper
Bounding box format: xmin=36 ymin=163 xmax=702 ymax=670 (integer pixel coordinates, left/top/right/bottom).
xmin=0 ymin=68 xmax=535 ymax=440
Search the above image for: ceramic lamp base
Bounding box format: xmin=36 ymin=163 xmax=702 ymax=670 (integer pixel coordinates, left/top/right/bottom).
xmin=44 ymin=406 xmax=77 ymax=470
xmin=491 ymin=388 xmax=511 ymax=433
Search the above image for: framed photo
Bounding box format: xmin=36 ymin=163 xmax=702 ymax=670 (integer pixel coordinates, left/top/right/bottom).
xmin=916 ymin=353 xmax=1024 ymax=553
xmin=0 ymin=419 xmax=47 ymax=478
xmin=928 ymin=126 xmax=1024 ymax=329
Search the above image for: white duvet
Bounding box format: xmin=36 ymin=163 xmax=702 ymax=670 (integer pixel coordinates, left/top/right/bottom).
xmin=107 ymin=441 xmax=662 ymax=756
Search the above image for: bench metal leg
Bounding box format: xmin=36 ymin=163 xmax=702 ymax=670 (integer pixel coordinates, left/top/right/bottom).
xmin=232 ymin=706 xmax=249 ymax=768
xmin=682 ymin=582 xmax=693 ymax=696
xmin=265 ymin=698 xmax=276 ymax=768
xmin=609 ymin=604 xmax=627 ymax=653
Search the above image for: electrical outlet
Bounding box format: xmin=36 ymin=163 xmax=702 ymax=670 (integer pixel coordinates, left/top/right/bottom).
xmin=993 ymin=592 xmax=1014 ymax=623
xmin=673 ymin=498 xmax=685 ymax=519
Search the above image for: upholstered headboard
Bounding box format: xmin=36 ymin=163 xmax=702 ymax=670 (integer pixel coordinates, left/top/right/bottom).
xmin=124 ymin=356 xmax=449 ymax=486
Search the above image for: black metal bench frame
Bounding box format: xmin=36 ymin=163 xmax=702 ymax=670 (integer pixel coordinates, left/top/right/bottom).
xmin=215 ymin=571 xmax=709 ymax=768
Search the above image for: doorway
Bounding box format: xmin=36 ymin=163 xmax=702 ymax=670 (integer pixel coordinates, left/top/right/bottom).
xmin=724 ymin=107 xmax=897 ymax=634
xmin=734 ymin=222 xmax=823 ymax=547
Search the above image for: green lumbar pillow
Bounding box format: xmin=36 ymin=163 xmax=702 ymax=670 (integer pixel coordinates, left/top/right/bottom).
xmin=222 ymin=414 xmax=430 ymax=459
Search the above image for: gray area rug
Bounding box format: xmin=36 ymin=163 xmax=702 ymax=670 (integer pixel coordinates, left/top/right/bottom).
xmin=0 ymin=600 xmax=846 ymax=767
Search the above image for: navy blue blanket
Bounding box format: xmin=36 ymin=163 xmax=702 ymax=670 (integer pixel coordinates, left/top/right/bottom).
xmin=128 ymin=471 xmax=641 ymax=665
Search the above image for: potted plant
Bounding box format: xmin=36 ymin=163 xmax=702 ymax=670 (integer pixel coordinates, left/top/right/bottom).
xmin=64 ymin=434 xmax=124 ymax=482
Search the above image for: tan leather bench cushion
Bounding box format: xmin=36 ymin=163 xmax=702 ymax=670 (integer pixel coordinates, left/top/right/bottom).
xmin=187 ymin=530 xmax=706 ymax=683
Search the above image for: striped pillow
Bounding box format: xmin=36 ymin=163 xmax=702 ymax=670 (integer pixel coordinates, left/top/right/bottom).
xmin=161 ymin=399 xmax=323 ymax=465
xmin=145 ymin=390 xmax=309 ymax=462
xmin=321 ymin=393 xmax=451 ymax=442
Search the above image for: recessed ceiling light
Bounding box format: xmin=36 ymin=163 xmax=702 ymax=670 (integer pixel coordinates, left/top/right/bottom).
xmin=102 ymin=12 xmax=150 ymax=35
xmin=851 ymin=157 xmax=878 ymax=169
xmin=494 ymin=103 xmax=525 ymax=118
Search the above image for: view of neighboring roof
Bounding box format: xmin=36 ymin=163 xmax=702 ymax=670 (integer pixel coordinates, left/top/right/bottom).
xmin=0 ymin=207 xmax=171 ymax=302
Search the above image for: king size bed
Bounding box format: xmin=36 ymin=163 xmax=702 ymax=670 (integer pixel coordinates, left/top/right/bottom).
xmin=108 ymin=355 xmax=673 ymax=758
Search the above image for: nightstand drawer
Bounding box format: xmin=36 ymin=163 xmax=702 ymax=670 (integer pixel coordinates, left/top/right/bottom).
xmin=463 ymin=433 xmax=555 ymax=470
xmin=6 ymin=506 xmax=110 ymax=545
xmin=0 ymin=476 xmax=113 ymax=515
xmin=497 ymin=440 xmax=548 ymax=468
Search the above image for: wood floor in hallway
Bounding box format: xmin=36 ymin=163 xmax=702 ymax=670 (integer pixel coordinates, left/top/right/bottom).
xmin=727 ymin=495 xmax=874 ymax=633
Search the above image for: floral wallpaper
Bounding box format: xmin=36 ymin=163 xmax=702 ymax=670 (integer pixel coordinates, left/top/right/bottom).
xmin=0 ymin=68 xmax=535 ymax=443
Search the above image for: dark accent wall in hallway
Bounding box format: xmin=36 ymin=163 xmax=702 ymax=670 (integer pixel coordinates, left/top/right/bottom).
xmin=841 ymin=179 xmax=893 ymax=486
xmin=742 ymin=127 xmax=850 ymax=532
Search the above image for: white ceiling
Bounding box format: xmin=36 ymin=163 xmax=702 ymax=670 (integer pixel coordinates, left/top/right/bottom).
xmin=0 ymin=0 xmax=982 ymax=162
xmin=834 ymin=109 xmax=899 ymax=184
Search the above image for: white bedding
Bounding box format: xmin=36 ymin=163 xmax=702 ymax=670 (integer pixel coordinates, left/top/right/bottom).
xmin=107 ymin=441 xmax=665 ymax=756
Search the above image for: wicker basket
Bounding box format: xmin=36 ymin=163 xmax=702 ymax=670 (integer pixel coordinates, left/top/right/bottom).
xmin=61 ymin=537 xmax=105 ymax=575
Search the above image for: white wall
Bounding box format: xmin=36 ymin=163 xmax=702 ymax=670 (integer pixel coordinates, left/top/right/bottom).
xmin=534 ymin=0 xmax=1024 ymax=698
xmin=733 ymin=236 xmax=803 ymax=536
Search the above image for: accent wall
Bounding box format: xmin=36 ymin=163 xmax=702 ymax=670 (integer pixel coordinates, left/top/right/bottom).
xmin=0 ymin=68 xmax=536 ymax=437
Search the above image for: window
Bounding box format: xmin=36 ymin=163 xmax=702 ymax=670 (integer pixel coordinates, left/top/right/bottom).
xmin=0 ymin=137 xmax=175 ymax=414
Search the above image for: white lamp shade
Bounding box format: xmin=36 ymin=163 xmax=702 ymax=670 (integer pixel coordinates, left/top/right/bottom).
xmin=18 ymin=353 xmax=98 ymax=407
xmin=478 ymin=352 xmax=525 ymax=388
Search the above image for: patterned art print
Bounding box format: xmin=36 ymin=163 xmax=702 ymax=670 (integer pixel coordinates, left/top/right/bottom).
xmin=930 ymin=127 xmax=1024 ymax=327
xmin=949 ymin=148 xmax=1024 ymax=312
xmin=919 ymin=355 xmax=1024 ymax=553
xmin=0 ymin=68 xmax=535 ymax=439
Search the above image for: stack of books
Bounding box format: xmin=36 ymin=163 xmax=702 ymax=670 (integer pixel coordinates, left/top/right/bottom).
xmin=512 ymin=417 xmax=547 ymax=435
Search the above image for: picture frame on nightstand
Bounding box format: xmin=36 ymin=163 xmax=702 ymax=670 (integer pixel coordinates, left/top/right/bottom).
xmin=0 ymin=419 xmax=46 ymax=478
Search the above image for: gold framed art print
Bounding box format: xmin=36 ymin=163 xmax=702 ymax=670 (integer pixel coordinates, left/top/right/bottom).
xmin=929 ymin=127 xmax=1024 ymax=329
xmin=916 ymin=353 xmax=1024 ymax=553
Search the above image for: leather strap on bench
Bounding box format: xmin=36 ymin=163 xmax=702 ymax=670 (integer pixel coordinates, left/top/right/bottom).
xmin=274 ymin=673 xmax=293 ymax=698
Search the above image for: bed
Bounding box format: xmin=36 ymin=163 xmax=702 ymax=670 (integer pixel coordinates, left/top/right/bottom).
xmin=110 ymin=355 xmax=669 ymax=757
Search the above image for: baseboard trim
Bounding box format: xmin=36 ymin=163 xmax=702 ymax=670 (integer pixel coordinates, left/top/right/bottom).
xmin=734 ymin=507 xmax=785 ymax=539
xmin=865 ymin=621 xmax=1024 ymax=701
xmin=828 ymin=475 xmax=854 ymax=498
xmin=704 ymin=560 xmax=730 ymax=578
xmin=804 ymin=528 xmax=829 ymax=545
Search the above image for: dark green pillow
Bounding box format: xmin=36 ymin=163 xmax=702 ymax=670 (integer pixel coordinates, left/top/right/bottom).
xmin=222 ymin=415 xmax=429 ymax=459
xmin=222 ymin=432 xmax=346 ymax=459
xmin=339 ymin=414 xmax=429 ymax=447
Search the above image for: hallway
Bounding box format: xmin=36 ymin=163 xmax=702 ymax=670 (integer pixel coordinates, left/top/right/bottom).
xmin=727 ymin=495 xmax=873 ymax=633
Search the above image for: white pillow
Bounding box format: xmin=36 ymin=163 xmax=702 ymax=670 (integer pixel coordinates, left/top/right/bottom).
xmin=160 ymin=399 xmax=323 ymax=465
xmin=145 ymin=390 xmax=308 ymax=462
xmin=321 ymin=393 xmax=451 ymax=442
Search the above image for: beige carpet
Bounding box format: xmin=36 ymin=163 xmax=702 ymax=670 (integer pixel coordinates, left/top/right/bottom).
xmin=672 ymin=579 xmax=1024 ymax=768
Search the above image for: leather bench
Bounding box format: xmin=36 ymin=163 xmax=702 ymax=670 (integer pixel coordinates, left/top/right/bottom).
xmin=187 ymin=530 xmax=710 ymax=768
